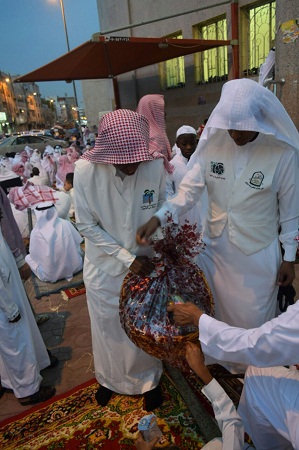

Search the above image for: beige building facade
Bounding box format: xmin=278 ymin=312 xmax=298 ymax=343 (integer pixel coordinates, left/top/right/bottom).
xmin=82 ymin=0 xmax=299 ymax=141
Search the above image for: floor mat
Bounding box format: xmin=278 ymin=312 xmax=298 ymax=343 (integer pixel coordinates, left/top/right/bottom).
xmin=61 ymin=282 xmax=86 ymax=300
xmin=31 ymin=270 xmax=84 ymax=299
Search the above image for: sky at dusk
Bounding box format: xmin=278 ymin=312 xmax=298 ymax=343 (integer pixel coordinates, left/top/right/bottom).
xmin=1 ymin=0 xmax=100 ymax=108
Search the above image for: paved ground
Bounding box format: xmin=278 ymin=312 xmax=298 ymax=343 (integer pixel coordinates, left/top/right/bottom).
xmin=0 ymin=276 xmax=93 ymax=422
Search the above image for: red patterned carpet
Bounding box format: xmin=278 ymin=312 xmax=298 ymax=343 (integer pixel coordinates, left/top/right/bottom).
xmin=0 ymin=372 xmax=208 ymax=450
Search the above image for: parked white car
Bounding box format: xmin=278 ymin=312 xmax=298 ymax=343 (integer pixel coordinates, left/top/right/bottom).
xmin=0 ymin=134 xmax=68 ymax=156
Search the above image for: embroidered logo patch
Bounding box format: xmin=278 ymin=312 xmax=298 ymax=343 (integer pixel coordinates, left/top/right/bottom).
xmin=248 ymin=171 xmax=264 ymax=188
xmin=210 ymin=161 xmax=224 ymax=175
xmin=141 ymin=189 xmax=157 ymax=210
xmin=143 ymin=189 xmax=154 ymax=204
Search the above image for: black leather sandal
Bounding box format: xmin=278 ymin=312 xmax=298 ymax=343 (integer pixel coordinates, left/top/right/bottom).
xmin=19 ymin=385 xmax=56 ymax=406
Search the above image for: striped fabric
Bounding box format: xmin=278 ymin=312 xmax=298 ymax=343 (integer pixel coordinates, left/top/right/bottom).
xmin=82 ymin=109 xmax=154 ymax=165
xmin=136 ymin=94 xmax=172 ymax=161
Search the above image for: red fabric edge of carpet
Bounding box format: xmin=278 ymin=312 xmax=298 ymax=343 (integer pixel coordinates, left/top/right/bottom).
xmin=0 ymin=377 xmax=97 ymax=427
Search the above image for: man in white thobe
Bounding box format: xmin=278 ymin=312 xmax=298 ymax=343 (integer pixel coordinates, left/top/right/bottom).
xmin=8 ymin=183 xmax=83 ymax=283
xmin=167 ymin=300 xmax=299 ymax=450
xmin=74 ymin=109 xmax=166 ymax=410
xmin=27 ymin=167 xmax=50 ymax=186
xmin=137 ymin=79 xmax=299 ymax=333
xmin=135 ymin=340 xmax=254 ymax=450
xmin=25 ymin=205 xmax=83 ymax=282
xmin=0 ymin=190 xmax=55 ymax=405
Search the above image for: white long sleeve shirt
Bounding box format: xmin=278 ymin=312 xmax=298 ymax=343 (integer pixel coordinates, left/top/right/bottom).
xmin=202 ymin=378 xmax=245 ymax=450
xmin=199 ymin=301 xmax=299 ymax=367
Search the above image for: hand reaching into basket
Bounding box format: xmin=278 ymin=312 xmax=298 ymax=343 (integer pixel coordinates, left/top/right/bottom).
xmin=167 ymin=302 xmax=204 ymax=327
xmin=129 ymin=255 xmax=155 ymax=277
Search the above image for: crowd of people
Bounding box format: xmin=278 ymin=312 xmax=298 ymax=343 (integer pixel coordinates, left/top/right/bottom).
xmin=1 ymin=81 xmax=299 ymax=449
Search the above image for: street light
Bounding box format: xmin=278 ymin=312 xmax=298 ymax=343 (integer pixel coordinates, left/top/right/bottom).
xmin=58 ymin=0 xmax=81 ymax=132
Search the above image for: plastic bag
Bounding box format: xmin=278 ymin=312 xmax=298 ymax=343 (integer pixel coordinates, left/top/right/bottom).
xmin=120 ymin=218 xmax=214 ymax=368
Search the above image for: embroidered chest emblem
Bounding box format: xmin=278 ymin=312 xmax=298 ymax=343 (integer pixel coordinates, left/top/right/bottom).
xmin=143 ymin=189 xmax=155 ymax=204
xmin=141 ymin=189 xmax=157 ymax=210
xmin=210 ymin=161 xmax=225 ymax=175
xmin=249 ymin=171 xmax=264 ymax=188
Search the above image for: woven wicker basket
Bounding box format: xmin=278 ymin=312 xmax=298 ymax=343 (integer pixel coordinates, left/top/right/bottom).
xmin=120 ymin=264 xmax=214 ymax=368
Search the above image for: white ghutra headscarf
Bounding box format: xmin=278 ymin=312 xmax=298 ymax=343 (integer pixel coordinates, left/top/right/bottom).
xmin=197 ymin=78 xmax=299 ymax=153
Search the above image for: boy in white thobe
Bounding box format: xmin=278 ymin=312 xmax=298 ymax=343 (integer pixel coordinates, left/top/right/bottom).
xmin=135 ymin=341 xmax=254 ymax=450
xmin=166 ymin=125 xmax=207 ymax=235
xmin=74 ymin=109 xmax=165 ymax=410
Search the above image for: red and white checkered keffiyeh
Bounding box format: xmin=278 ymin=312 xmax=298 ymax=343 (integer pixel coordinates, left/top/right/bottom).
xmin=82 ymin=109 xmax=155 ymax=165
xmin=8 ymin=181 xmax=59 ymax=211
xmin=136 ymin=94 xmax=173 ymax=169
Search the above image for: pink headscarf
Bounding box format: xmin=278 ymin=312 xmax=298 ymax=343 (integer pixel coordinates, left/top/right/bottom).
xmin=136 ymin=94 xmax=173 ymax=172
xmin=83 ymin=109 xmax=158 ymax=165
xmin=21 ymin=150 xmax=28 ymax=163
xmin=12 ymin=162 xmax=25 ymax=179
xmin=56 ymin=155 xmax=75 ymax=185
xmin=66 ymin=147 xmax=80 ymax=162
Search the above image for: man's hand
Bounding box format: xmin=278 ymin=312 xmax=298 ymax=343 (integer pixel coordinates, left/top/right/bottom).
xmin=129 ymin=256 xmax=155 ymax=277
xmin=136 ymin=217 xmax=161 ymax=245
xmin=167 ymin=302 xmax=203 ymax=327
xmin=18 ymin=263 xmax=31 ymax=281
xmin=276 ymin=260 xmax=295 ymax=287
xmin=135 ymin=431 xmax=160 ymax=450
xmin=185 ymin=342 xmax=213 ymax=385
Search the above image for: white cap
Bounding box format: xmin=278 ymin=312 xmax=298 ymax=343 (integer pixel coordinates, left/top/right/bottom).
xmin=44 ymin=145 xmax=54 ymax=155
xmin=176 ymin=125 xmax=197 ymax=138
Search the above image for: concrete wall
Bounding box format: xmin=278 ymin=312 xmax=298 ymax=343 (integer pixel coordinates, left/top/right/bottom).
xmin=275 ymin=0 xmax=299 ymax=129
xmin=82 ymin=0 xmax=232 ymax=136
xmin=84 ymin=0 xmax=299 ymax=136
xmin=81 ymin=79 xmax=114 ymax=129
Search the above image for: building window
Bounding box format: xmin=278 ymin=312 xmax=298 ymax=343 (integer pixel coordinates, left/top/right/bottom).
xmin=242 ymin=1 xmax=276 ymax=76
xmin=159 ymin=34 xmax=185 ymax=90
xmin=194 ymin=17 xmax=228 ymax=84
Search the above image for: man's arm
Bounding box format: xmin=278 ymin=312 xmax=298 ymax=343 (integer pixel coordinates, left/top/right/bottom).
xmin=0 ymin=282 xmax=21 ymax=323
xmin=168 ymin=301 xmax=299 ymax=367
xmin=136 ymin=160 xmax=206 ymax=245
xmin=74 ymin=168 xmax=136 ymax=268
xmin=277 ymin=150 xmax=299 ymax=286
xmin=185 ymin=342 xmax=244 ymax=449
xmin=0 ymin=187 xmax=26 ymax=259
